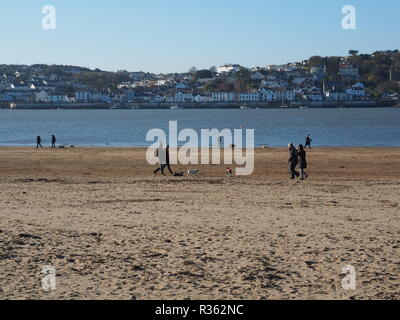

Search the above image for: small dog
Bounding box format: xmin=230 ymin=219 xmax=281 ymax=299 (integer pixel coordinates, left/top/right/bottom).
xmin=187 ymin=169 xmax=199 ymax=176
xmin=173 ymin=171 xmax=184 ymax=177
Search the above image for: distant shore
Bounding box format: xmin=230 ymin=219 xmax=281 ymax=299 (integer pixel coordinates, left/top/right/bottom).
xmin=0 ymin=100 xmax=398 ymax=110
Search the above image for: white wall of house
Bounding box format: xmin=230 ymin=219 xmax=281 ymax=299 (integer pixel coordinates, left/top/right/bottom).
xmin=75 ymin=91 xmax=111 ymax=103
xmin=35 ymin=90 xmax=49 ymax=102
xmin=48 ymin=95 xmax=68 ymax=103
xmin=239 ymin=92 xmax=259 ymax=102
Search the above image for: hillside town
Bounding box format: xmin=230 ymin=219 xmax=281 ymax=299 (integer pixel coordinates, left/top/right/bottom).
xmin=0 ymin=50 xmax=399 ymax=108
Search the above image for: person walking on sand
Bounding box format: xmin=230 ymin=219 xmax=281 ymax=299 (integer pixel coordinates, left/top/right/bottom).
xmin=288 ymin=143 xmax=299 ymax=179
xmin=297 ymin=144 xmax=308 ymax=180
xmin=36 ymin=135 xmax=43 ymax=148
xmin=51 ymin=134 xmax=57 ymax=148
xmin=165 ymin=144 xmax=174 ymax=175
xmin=153 ymin=143 xmax=169 ymax=176
xmin=305 ymin=134 xmax=312 ymax=149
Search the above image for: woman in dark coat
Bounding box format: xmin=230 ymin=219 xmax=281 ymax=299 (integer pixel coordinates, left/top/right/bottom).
xmin=297 ymin=144 xmax=308 ymax=180
xmin=288 ymin=143 xmax=299 ymax=179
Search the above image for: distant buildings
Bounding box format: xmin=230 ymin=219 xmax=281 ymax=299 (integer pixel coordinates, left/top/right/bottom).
xmin=338 ymin=61 xmax=359 ymax=78
xmin=75 ymin=91 xmax=111 ymax=103
xmin=2 ymin=54 xmax=397 ymax=106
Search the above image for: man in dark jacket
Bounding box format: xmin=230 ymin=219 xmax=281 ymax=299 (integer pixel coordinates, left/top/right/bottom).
xmin=305 ymin=134 xmax=312 ymax=149
xmin=36 ymin=135 xmax=43 ymax=148
xmin=288 ymin=143 xmax=299 ymax=179
xmin=165 ymin=144 xmax=174 ymax=175
xmin=153 ymin=144 xmax=173 ymax=176
xmin=51 ymin=135 xmax=57 ymax=148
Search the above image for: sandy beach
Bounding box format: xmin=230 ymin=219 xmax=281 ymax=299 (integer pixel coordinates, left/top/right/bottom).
xmin=0 ymin=147 xmax=399 ymax=300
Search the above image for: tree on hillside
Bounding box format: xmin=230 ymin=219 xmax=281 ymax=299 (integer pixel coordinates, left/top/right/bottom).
xmin=308 ymin=56 xmax=323 ymax=67
xmin=348 ymin=50 xmax=359 ymax=56
xmin=188 ymin=67 xmax=197 ymax=75
xmin=194 ymin=69 xmax=213 ymax=80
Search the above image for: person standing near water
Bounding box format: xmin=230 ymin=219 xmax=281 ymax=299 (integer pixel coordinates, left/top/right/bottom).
xmin=305 ymin=134 xmax=312 ymax=149
xmin=36 ymin=136 xmax=43 ymax=148
xmin=297 ymin=144 xmax=308 ymax=180
xmin=288 ymin=143 xmax=299 ymax=179
xmin=51 ymin=134 xmax=57 ymax=148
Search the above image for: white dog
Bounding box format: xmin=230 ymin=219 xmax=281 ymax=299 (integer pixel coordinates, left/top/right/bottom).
xmin=187 ymin=169 xmax=199 ymax=176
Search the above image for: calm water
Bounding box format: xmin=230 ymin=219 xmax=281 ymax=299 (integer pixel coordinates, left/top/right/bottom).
xmin=0 ymin=108 xmax=399 ymax=147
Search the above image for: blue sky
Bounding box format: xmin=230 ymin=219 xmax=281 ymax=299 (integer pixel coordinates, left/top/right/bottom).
xmin=0 ymin=0 xmax=399 ymax=73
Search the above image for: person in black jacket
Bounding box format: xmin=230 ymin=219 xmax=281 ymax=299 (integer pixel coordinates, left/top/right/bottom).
xmin=288 ymin=143 xmax=299 ymax=179
xmin=165 ymin=144 xmax=174 ymax=175
xmin=153 ymin=144 xmax=173 ymax=176
xmin=51 ymin=135 xmax=57 ymax=148
xmin=297 ymin=144 xmax=308 ymax=180
xmin=36 ymin=135 xmax=43 ymax=148
xmin=305 ymin=134 xmax=312 ymax=149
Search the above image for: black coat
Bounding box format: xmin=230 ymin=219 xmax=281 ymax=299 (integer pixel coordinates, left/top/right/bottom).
xmin=298 ymin=149 xmax=307 ymax=169
xmin=288 ymin=147 xmax=298 ymax=164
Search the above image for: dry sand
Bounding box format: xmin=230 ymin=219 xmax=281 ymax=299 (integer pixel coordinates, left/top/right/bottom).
xmin=0 ymin=147 xmax=399 ymax=300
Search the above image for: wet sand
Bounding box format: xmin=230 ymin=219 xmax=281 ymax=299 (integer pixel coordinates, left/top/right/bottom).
xmin=0 ymin=147 xmax=399 ymax=300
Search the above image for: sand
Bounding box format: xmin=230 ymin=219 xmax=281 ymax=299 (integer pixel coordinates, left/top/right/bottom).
xmin=0 ymin=147 xmax=399 ymax=300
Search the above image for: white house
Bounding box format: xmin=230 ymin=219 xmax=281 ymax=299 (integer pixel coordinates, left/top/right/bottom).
xmin=174 ymin=91 xmax=193 ymax=103
xmin=339 ymin=62 xmax=359 ymax=77
xmin=239 ymin=92 xmax=260 ymax=102
xmin=260 ymin=80 xmax=289 ymax=89
xmin=325 ymin=89 xmax=349 ymax=101
xmin=266 ymin=64 xmax=285 ymax=71
xmin=211 ymin=92 xmax=237 ymax=102
xmin=194 ymin=94 xmax=211 ymax=103
xmin=35 ymin=90 xmax=49 ymax=102
xmin=48 ymin=95 xmax=68 ymax=103
xmin=217 ymin=64 xmax=242 ymax=74
xmin=151 ymin=95 xmax=165 ymax=103
xmin=259 ymin=89 xmax=275 ymax=102
xmin=302 ymin=88 xmax=324 ymax=101
xmin=310 ymin=66 xmax=326 ymax=78
xmin=271 ymin=89 xmax=296 ymax=102
xmin=175 ymin=82 xmax=188 ymax=90
xmin=346 ymin=82 xmax=366 ymax=97
xmin=75 ymin=91 xmax=111 ymax=103
xmin=250 ymin=72 xmax=265 ymax=80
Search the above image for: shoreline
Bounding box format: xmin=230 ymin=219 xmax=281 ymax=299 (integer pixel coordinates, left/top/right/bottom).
xmin=2 ymin=145 xmax=400 ymax=149
xmin=0 ymin=101 xmax=398 ymax=110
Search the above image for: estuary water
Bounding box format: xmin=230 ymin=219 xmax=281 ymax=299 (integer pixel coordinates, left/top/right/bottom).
xmin=0 ymin=108 xmax=399 ymax=147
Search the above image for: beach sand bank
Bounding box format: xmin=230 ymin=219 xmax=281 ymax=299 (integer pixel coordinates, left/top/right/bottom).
xmin=0 ymin=147 xmax=399 ymax=299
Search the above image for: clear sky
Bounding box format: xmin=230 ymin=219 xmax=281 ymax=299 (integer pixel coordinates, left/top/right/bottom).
xmin=0 ymin=0 xmax=399 ymax=73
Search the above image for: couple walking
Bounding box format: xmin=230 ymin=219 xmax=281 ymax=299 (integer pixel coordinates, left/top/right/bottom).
xmin=36 ymin=135 xmax=57 ymax=148
xmin=288 ymin=143 xmax=308 ymax=180
xmin=153 ymin=143 xmax=174 ymax=176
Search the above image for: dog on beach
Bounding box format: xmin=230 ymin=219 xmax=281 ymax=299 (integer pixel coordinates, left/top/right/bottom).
xmin=187 ymin=169 xmax=199 ymax=176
